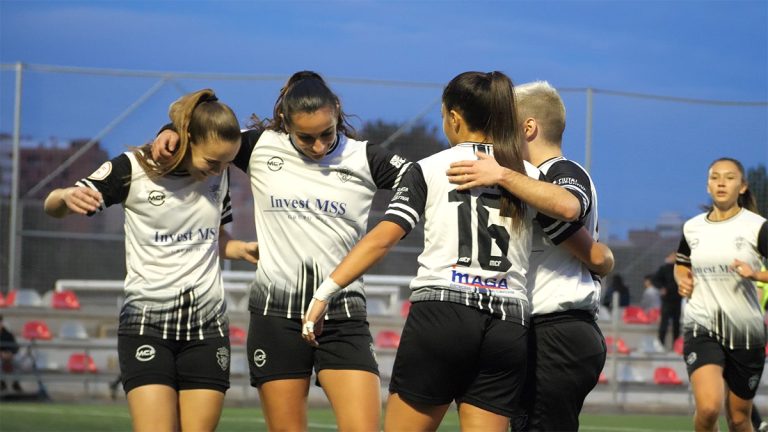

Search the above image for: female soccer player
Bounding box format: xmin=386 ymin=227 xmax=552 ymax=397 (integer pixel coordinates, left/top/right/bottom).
xmin=448 ymin=80 xmax=613 ymax=431
xmin=152 ymin=71 xmax=411 ymax=431
xmin=676 ymin=157 xmax=768 ymax=432
xmin=303 ymin=71 xmax=606 ymax=431
xmin=44 ymin=89 xmax=257 ymax=431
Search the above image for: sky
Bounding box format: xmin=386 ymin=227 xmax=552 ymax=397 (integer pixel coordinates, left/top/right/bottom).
xmin=1 ymin=0 xmax=767 ymax=240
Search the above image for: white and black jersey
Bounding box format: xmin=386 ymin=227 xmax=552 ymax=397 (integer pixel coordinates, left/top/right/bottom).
xmin=77 ymin=152 xmax=232 ymax=340
xmin=236 ymin=129 xmax=410 ymax=320
xmin=677 ymin=209 xmax=768 ymax=349
xmin=381 ymin=143 xmax=573 ymax=323
xmin=528 ymin=157 xmax=601 ymax=316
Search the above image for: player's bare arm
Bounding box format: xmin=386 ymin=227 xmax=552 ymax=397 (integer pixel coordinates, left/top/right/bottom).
xmin=302 ymin=221 xmax=406 ymax=346
xmin=151 ymin=129 xmax=180 ymax=161
xmin=559 ymin=228 xmax=615 ymax=276
xmin=447 ymin=152 xmax=579 ymax=222
xmin=44 ymin=186 xmax=103 ymax=218
xmin=731 ymin=259 xmax=768 ymax=283
xmin=674 ymin=264 xmax=693 ymax=298
xmin=218 ymin=228 xmax=259 ymax=265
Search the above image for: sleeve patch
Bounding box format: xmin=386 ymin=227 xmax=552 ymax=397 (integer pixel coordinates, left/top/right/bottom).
xmin=389 ymin=155 xmax=407 ymax=169
xmin=88 ymin=161 xmax=112 ymax=181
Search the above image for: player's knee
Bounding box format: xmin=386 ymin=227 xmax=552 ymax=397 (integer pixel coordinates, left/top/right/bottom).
xmin=697 ymin=404 xmax=721 ymax=425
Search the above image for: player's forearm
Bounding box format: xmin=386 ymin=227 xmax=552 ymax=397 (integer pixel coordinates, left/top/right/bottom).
xmin=43 ymin=189 xmax=72 ymax=218
xmin=587 ymin=243 xmax=614 ymax=276
xmin=559 ymin=228 xmax=614 ymax=276
xmin=498 ymin=169 xmax=579 ymax=221
xmin=328 ymin=221 xmax=405 ymax=289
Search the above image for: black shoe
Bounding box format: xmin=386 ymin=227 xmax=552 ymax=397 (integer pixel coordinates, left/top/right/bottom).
xmin=11 ymin=381 xmax=21 ymax=392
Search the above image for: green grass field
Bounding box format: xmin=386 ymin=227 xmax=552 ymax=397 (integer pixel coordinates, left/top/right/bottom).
xmin=0 ymin=402 xmax=718 ymax=431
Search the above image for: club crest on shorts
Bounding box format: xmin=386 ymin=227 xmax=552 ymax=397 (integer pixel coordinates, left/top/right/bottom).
xmin=216 ymin=347 xmax=230 ymax=371
xmin=253 ymin=349 xmax=267 ymax=367
xmin=135 ymin=344 xmax=156 ymax=362
xmin=749 ymin=374 xmax=760 ymax=390
xmin=686 ymin=352 xmax=697 ymax=365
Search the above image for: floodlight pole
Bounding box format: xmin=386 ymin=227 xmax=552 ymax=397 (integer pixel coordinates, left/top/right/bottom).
xmin=7 ymin=62 xmax=23 ymax=293
xmin=585 ymin=87 xmax=593 ymax=173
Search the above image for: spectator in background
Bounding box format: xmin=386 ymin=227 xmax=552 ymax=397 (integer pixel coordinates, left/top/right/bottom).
xmin=0 ymin=315 xmax=22 ymax=393
xmin=655 ymin=251 xmax=682 ymax=349
xmin=640 ymin=274 xmax=662 ymax=310
xmin=602 ymin=274 xmax=630 ymax=310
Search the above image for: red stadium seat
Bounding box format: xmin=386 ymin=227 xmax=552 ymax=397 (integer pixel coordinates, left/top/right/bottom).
xmin=646 ymin=307 xmax=661 ymax=323
xmin=375 ymin=330 xmax=401 ymax=349
xmin=654 ymin=367 xmax=683 ymax=385
xmin=22 ymin=320 xmax=52 ymax=340
xmin=598 ymin=371 xmax=608 ymax=384
xmin=230 ymin=325 xmax=246 ymax=346
xmin=0 ymin=292 xmax=5 ymax=308
xmin=622 ymin=306 xmax=650 ymax=324
xmin=52 ymin=290 xmax=81 ymax=309
xmin=400 ymin=301 xmax=411 ymax=318
xmin=605 ymin=336 xmax=631 ymax=354
xmin=673 ymin=336 xmax=684 ymax=355
xmin=67 ymin=353 xmax=98 ymax=373
xmin=5 ymin=290 xmax=16 ymax=307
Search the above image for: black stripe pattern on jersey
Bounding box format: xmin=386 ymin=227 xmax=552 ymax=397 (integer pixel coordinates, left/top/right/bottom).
xmin=119 ymin=287 xmax=228 ymax=340
xmin=410 ymin=286 xmax=528 ymax=325
xmin=249 ymin=259 xmax=367 ymax=320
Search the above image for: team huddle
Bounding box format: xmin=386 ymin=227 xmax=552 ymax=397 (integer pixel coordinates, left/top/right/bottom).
xmin=43 ymin=71 xmax=767 ymax=432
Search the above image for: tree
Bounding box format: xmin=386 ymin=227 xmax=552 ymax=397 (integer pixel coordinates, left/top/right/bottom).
xmin=359 ymin=119 xmax=447 ymax=162
xmin=747 ymin=164 xmax=767 ymax=217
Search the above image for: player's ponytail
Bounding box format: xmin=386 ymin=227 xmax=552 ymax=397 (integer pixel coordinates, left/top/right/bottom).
xmin=443 ymin=71 xmax=527 ymax=231
xmin=135 ymin=89 xmax=239 ymax=179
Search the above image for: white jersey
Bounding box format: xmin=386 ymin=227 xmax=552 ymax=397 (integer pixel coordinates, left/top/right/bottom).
xmin=77 ymin=152 xmax=232 ymax=340
xmin=381 ymin=143 xmax=573 ymax=323
xmin=235 ymin=129 xmax=410 ymax=320
xmin=528 ymin=157 xmax=602 ymax=317
xmin=677 ymin=208 xmax=768 ymax=349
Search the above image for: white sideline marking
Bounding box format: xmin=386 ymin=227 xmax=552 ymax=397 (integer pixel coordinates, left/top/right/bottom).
xmin=1 ymin=406 xmax=338 ymax=430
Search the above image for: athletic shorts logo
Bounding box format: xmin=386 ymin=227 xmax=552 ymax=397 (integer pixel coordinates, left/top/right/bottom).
xmin=749 ymin=374 xmax=760 ymax=390
xmin=253 ymin=349 xmax=267 ymax=367
xmin=148 ymin=190 xmax=166 ymax=206
xmin=135 ymin=344 xmax=156 ymax=362
xmin=267 ymin=157 xmax=284 ymax=172
xmin=216 ymin=347 xmax=230 ymax=371
xmin=686 ymin=352 xmax=697 ymax=365
xmin=369 ymin=342 xmax=378 ymax=364
xmin=87 ymin=161 xmax=112 ymax=181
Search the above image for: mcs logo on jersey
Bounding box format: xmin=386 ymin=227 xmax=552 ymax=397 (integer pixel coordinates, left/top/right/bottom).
xmin=148 ymin=190 xmax=166 ymax=206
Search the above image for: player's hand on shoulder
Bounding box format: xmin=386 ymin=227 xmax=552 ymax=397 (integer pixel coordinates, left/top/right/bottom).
xmin=446 ymin=151 xmax=503 ymax=190
xmin=63 ymin=186 xmax=102 ymax=215
xmin=151 ymin=129 xmax=180 ymax=161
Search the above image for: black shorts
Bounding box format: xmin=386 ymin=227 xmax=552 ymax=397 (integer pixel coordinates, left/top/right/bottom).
xmin=683 ymin=330 xmax=765 ymax=400
xmin=246 ymin=314 xmax=378 ymax=387
xmin=117 ymin=334 xmax=230 ymax=393
xmin=389 ymin=301 xmax=528 ymax=418
xmin=522 ymin=310 xmax=607 ymax=432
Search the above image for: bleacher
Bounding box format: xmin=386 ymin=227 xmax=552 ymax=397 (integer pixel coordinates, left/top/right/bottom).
xmin=3 ymin=275 xmax=767 ymax=412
